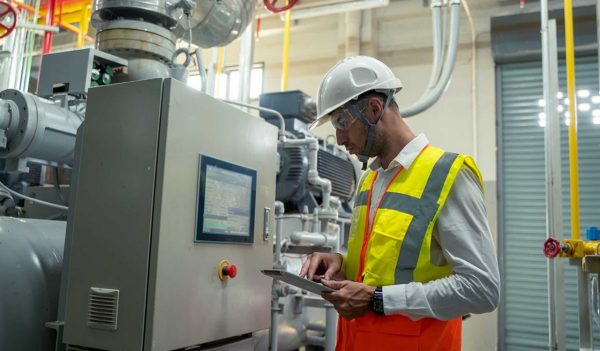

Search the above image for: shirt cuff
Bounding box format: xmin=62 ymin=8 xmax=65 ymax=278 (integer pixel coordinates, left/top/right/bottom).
xmin=382 ymin=284 xmax=407 ymax=315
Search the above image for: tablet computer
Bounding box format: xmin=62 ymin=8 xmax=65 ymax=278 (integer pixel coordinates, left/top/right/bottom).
xmin=261 ymin=269 xmax=334 ymax=295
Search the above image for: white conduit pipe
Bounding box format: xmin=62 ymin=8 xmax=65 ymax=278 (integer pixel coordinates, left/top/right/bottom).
xmin=194 ymin=49 xmax=208 ymax=94
xmin=0 ymin=181 xmax=68 ymax=210
xmin=290 ymin=231 xmax=336 ymax=247
xmin=401 ymin=0 xmax=461 ymax=117
xmin=421 ymin=1 xmax=444 ymax=95
xmin=220 ymin=99 xmax=285 ymax=140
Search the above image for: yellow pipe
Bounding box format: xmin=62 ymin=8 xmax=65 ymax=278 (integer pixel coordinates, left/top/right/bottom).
xmin=77 ymin=4 xmax=91 ymax=48
xmin=560 ymin=240 xmax=600 ymax=259
xmin=215 ymin=47 xmax=224 ymax=95
xmin=564 ymin=0 xmax=580 ymax=240
xmin=281 ymin=5 xmax=292 ymax=91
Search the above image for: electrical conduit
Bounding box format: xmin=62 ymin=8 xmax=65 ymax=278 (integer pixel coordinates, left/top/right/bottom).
xmin=400 ymin=0 xmax=461 ymax=117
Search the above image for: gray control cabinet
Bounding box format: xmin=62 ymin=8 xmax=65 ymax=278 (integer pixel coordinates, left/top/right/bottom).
xmin=62 ymin=79 xmax=277 ymax=350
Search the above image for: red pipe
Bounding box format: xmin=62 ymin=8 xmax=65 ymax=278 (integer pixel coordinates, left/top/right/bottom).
xmin=263 ymin=0 xmax=299 ymax=14
xmin=42 ymin=0 xmax=56 ymax=53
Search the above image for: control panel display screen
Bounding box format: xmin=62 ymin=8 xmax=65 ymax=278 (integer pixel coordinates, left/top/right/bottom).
xmin=195 ymin=155 xmax=256 ymax=244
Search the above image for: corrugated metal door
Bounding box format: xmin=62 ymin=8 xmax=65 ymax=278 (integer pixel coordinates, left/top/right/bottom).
xmin=499 ymin=55 xmax=600 ymax=350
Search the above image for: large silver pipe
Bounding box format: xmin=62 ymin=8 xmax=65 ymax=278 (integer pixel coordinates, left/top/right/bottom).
xmin=95 ymin=20 xmax=176 ymax=81
xmin=175 ymin=0 xmax=256 ymax=48
xmin=92 ymin=0 xmax=178 ymax=28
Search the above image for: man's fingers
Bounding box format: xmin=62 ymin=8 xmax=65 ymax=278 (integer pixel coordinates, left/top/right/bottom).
xmin=299 ymin=254 xmax=313 ymax=277
xmin=321 ymin=279 xmax=347 ymax=290
xmin=306 ymin=256 xmax=324 ymax=280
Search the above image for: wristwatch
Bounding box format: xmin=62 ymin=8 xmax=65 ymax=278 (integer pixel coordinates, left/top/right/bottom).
xmin=370 ymin=286 xmax=385 ymax=315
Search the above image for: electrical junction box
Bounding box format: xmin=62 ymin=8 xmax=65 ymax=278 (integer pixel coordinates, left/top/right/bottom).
xmin=62 ymin=78 xmax=277 ymax=351
xmin=37 ymin=48 xmax=127 ymax=97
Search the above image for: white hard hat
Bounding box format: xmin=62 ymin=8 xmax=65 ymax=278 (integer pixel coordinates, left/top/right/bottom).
xmin=310 ymin=56 xmax=403 ymax=129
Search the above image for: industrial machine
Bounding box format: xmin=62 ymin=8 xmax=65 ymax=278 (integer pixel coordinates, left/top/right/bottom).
xmin=0 ymin=0 xmax=373 ymax=346
xmin=255 ymin=90 xmax=360 ymax=351
xmin=260 ymin=90 xmax=360 ymax=215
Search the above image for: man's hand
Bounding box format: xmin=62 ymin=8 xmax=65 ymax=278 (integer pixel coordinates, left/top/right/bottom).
xmin=320 ymin=280 xmax=376 ymax=320
xmin=299 ymin=252 xmax=344 ymax=281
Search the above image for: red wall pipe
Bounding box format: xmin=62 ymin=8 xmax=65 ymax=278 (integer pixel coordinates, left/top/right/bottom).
xmin=42 ymin=0 xmax=56 ymax=53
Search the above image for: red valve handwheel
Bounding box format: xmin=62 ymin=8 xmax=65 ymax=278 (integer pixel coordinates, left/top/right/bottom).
xmin=0 ymin=1 xmax=16 ymax=39
xmin=544 ymin=236 xmax=562 ymax=258
xmin=263 ymin=0 xmax=299 ymax=14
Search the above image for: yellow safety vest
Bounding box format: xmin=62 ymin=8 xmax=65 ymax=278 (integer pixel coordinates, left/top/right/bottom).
xmin=344 ymin=145 xmax=483 ymax=286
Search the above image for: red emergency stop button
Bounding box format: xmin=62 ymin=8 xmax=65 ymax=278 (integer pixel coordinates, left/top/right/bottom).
xmin=218 ymin=260 xmax=238 ymax=281
xmin=222 ymin=264 xmax=237 ymax=278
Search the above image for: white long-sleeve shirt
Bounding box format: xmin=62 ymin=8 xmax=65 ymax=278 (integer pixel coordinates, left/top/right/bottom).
xmin=365 ymin=134 xmax=500 ymax=321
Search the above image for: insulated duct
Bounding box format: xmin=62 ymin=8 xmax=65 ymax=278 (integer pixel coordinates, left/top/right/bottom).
xmin=174 ymin=0 xmax=256 ymax=48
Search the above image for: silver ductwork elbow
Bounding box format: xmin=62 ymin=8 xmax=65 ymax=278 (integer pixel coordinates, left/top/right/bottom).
xmin=174 ymin=0 xmax=256 ymax=48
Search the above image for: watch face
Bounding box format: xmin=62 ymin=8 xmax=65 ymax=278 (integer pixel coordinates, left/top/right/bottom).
xmin=371 ymin=287 xmax=385 ymax=315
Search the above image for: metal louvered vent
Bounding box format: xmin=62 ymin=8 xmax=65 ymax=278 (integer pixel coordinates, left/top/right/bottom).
xmin=317 ymin=149 xmax=356 ymax=200
xmin=87 ymin=287 xmax=119 ymax=331
xmin=285 ymin=147 xmax=304 ymax=182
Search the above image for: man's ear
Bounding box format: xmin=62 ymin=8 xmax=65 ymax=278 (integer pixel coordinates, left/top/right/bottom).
xmin=367 ymin=97 xmax=385 ymax=123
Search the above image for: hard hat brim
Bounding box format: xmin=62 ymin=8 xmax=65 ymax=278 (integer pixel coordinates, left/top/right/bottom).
xmin=309 ymin=115 xmax=331 ymax=130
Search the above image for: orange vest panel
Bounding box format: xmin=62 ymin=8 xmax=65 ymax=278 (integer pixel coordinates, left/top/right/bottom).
xmin=336 ymin=314 xmax=462 ymax=351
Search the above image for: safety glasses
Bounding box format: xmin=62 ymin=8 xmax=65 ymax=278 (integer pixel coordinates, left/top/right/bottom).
xmin=330 ymin=108 xmax=359 ymax=131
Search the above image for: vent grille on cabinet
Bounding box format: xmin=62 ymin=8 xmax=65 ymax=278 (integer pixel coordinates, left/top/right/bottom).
xmin=87 ymin=287 xmax=119 ymax=331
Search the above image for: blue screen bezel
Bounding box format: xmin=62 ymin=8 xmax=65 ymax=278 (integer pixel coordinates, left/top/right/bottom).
xmin=195 ymin=155 xmax=256 ymax=244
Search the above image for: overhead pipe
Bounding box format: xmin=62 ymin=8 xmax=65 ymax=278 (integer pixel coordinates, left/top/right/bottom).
xmin=220 ymin=100 xmax=285 ymax=140
xmin=42 ymin=0 xmax=56 ymax=53
xmin=287 ymin=0 xmax=388 ymax=20
xmin=76 ymin=3 xmax=91 ymax=48
xmin=281 ymin=4 xmax=292 ymax=91
xmin=15 ymin=23 xmax=59 ymax=32
xmin=420 ymin=0 xmax=444 ymax=96
xmin=19 ymin=0 xmax=41 ymax=92
xmin=11 ymin=1 xmax=93 ymax=41
xmin=239 ymin=18 xmax=256 ymax=103
xmin=400 ymin=0 xmax=461 ymax=117
xmin=461 ymin=0 xmax=478 ymax=161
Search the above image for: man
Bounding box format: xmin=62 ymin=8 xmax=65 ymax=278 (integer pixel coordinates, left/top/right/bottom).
xmin=300 ymin=56 xmax=500 ymax=351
